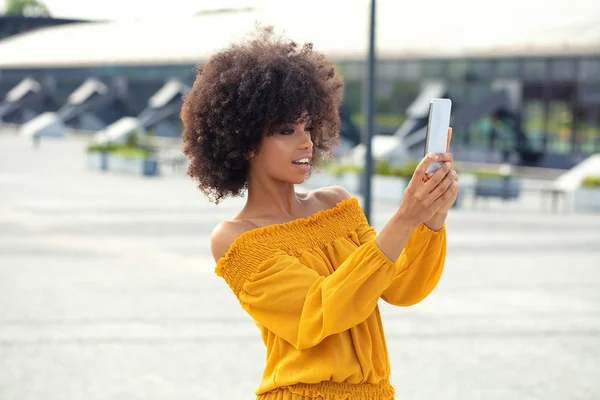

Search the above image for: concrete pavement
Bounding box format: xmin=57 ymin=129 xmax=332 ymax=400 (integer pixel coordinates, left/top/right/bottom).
xmin=1 ymin=133 xmax=599 ymax=400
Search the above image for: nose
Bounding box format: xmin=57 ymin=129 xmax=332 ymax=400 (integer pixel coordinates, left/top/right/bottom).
xmin=299 ymin=129 xmax=313 ymax=152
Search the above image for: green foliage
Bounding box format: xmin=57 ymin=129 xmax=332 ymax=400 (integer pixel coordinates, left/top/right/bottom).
xmin=114 ymin=147 xmax=149 ymax=159
xmin=327 ymin=160 xmax=418 ymax=178
xmin=5 ymin=0 xmax=50 ymax=16
xmin=373 ymin=159 xmax=417 ymax=178
xmin=86 ymin=129 xmax=154 ymax=160
xmin=86 ymin=142 xmax=119 ymax=153
xmin=472 ymin=170 xmax=516 ymax=179
xmin=582 ymin=176 xmax=600 ymax=188
xmin=351 ymin=113 xmax=407 ymax=127
xmin=328 ymin=164 xmax=362 ymax=177
xmin=124 ymin=130 xmax=140 ymax=149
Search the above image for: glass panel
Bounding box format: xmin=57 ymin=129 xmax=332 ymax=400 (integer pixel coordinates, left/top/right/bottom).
xmin=523 ymin=60 xmax=547 ymax=81
xmin=550 ymin=59 xmax=575 ymax=81
xmin=468 ymin=84 xmax=490 ymax=103
xmin=342 ymin=80 xmax=362 ymax=116
xmin=578 ymin=59 xmax=600 ymax=82
xmin=468 ymin=117 xmax=493 ymax=148
xmin=397 ymin=60 xmax=421 ymax=81
xmin=342 ymin=62 xmax=364 ymax=81
xmin=350 ymin=81 xmax=419 ymax=133
xmin=496 ymin=60 xmax=519 ymax=77
xmin=447 ymin=85 xmax=468 ymax=106
xmin=448 ymin=60 xmax=468 ymax=80
xmin=523 ymin=100 xmax=545 ymax=151
xmin=388 ymin=81 xmax=419 ymax=121
xmin=576 ymin=104 xmax=600 ymax=154
xmin=547 ymin=101 xmax=573 ymax=153
xmin=378 ymin=61 xmax=401 ymax=80
xmin=423 ymin=60 xmax=445 ymax=78
xmin=472 ymin=60 xmax=494 ymax=79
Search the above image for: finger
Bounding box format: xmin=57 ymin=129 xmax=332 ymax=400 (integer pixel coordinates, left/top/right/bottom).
xmin=432 ymin=181 xmax=460 ymax=210
xmin=436 ymin=152 xmax=453 ymax=164
xmin=446 ymin=127 xmax=453 ymax=152
xmin=425 ymin=161 xmax=452 ymax=188
xmin=410 ymin=153 xmax=439 ymax=188
xmin=430 ymin=171 xmax=455 ymax=200
xmin=437 ymin=191 xmax=458 ymax=214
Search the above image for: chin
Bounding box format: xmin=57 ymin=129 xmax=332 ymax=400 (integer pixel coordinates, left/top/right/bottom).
xmin=291 ymin=175 xmax=308 ymax=185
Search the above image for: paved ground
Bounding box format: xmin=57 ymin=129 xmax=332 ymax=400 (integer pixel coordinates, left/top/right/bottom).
xmin=1 ymin=133 xmax=599 ymax=400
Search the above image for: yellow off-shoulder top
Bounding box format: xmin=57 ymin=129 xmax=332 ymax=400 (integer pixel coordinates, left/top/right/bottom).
xmin=215 ymin=198 xmax=446 ymax=400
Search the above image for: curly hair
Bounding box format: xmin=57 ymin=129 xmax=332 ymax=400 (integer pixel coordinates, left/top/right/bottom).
xmin=180 ymin=26 xmax=344 ymax=203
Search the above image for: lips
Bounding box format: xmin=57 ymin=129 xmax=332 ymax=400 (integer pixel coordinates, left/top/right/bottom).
xmin=292 ymin=158 xmax=311 ymax=165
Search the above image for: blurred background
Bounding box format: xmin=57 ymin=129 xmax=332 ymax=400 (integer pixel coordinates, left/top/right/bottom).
xmin=0 ymin=0 xmax=599 ymax=399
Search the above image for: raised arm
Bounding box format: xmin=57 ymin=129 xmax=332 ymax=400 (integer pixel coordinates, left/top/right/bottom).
xmin=358 ymin=222 xmax=447 ymax=307
xmin=237 ymin=239 xmax=400 ymax=350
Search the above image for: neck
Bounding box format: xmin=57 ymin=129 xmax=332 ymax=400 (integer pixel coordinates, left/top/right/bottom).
xmin=245 ymin=173 xmax=302 ymax=219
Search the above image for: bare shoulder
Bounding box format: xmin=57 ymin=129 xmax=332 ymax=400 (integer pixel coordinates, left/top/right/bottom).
xmin=311 ymin=185 xmax=353 ymax=209
xmin=210 ymin=219 xmax=256 ymax=262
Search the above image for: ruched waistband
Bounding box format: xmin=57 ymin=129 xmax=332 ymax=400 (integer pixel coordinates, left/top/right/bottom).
xmin=257 ymin=380 xmax=394 ymax=400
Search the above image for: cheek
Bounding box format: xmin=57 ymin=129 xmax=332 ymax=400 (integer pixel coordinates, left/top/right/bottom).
xmin=262 ymin=137 xmax=294 ymax=162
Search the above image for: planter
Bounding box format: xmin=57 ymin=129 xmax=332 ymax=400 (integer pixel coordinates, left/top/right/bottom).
xmin=87 ymin=151 xmax=108 ymax=171
xmin=474 ymin=177 xmax=521 ymax=200
xmin=573 ymin=188 xmax=600 ymax=212
xmin=106 ymin=154 xmax=159 ymax=177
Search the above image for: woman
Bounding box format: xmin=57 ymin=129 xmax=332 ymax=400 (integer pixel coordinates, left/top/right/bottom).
xmin=181 ymin=27 xmax=459 ymax=400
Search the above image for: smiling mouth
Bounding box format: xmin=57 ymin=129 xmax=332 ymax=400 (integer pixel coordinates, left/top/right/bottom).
xmin=292 ymin=158 xmax=311 ymax=166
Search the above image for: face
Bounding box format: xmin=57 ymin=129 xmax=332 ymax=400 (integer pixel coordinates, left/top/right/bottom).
xmin=249 ymin=119 xmax=314 ymax=185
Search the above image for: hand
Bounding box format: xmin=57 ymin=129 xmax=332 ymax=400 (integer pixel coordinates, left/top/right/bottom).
xmin=396 ymin=151 xmax=459 ymax=229
xmin=423 ymin=128 xmax=459 ymax=215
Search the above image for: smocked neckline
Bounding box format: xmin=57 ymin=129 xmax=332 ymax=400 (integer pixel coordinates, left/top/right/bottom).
xmin=216 ymin=197 xmax=364 ymax=268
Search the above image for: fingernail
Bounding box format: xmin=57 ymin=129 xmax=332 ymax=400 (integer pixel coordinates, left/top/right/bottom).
xmin=428 ymin=153 xmax=435 ymax=159
xmin=445 ymin=162 xmax=451 ymax=169
xmin=452 ymin=170 xmax=456 ymax=177
xmin=434 ymin=154 xmax=440 ymax=160
xmin=452 ymin=182 xmax=459 ymax=190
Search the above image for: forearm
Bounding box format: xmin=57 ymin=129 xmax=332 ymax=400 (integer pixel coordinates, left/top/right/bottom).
xmin=424 ymin=212 xmax=448 ymax=232
xmin=375 ymin=211 xmax=416 ymax=261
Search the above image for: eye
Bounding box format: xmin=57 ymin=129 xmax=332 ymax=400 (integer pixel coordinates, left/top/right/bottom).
xmin=304 ymin=126 xmax=313 ymax=132
xmin=278 ymin=128 xmax=295 ymax=135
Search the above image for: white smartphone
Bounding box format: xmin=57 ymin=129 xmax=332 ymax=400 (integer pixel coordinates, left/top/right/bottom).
xmin=424 ymin=98 xmax=452 ymax=174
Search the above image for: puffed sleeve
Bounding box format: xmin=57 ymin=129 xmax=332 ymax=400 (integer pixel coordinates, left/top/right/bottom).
xmin=356 ymin=223 xmax=447 ymax=306
xmin=222 ymin=240 xmax=399 ymax=350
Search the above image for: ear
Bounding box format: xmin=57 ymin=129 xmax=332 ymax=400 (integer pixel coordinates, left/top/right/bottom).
xmin=246 ymin=150 xmax=256 ymax=160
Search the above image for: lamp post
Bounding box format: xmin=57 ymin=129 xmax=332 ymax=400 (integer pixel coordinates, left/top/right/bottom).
xmin=363 ymin=0 xmax=376 ymax=222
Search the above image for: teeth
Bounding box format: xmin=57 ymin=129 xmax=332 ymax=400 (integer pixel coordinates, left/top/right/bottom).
xmin=294 ymin=158 xmax=310 ymax=163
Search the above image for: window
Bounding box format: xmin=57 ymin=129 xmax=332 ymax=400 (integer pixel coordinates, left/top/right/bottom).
xmin=397 ymin=60 xmax=421 ymax=81
xmin=523 ymin=100 xmax=545 ymax=151
xmin=423 ymin=60 xmax=445 ymax=78
xmin=448 ymin=60 xmax=468 ymax=80
xmin=472 ymin=60 xmax=494 ymax=79
xmin=378 ymin=60 xmax=401 ymax=80
xmin=550 ymin=59 xmax=575 ymax=81
xmin=342 ymin=62 xmax=364 ymax=81
xmin=496 ymin=60 xmax=519 ymax=77
xmin=342 ymin=81 xmax=362 ymax=116
xmin=447 ymin=85 xmax=468 ymax=105
xmin=578 ymin=59 xmax=600 ymax=82
xmin=523 ymin=60 xmax=547 ymax=81
xmin=547 ymin=101 xmax=573 ymax=153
